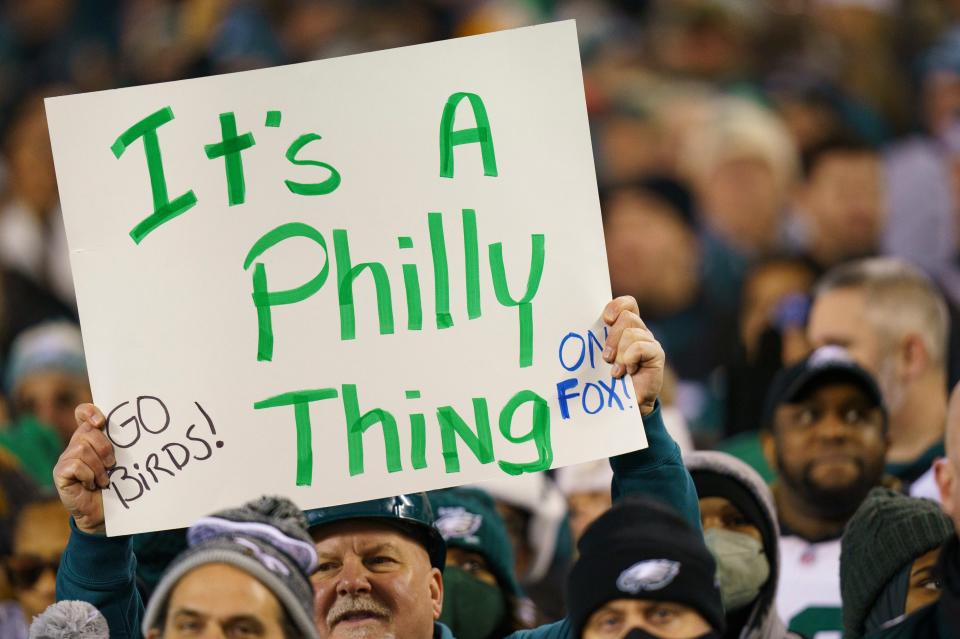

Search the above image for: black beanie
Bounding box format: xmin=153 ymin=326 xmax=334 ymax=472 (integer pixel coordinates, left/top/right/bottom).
xmin=567 ymin=496 xmax=725 ymax=637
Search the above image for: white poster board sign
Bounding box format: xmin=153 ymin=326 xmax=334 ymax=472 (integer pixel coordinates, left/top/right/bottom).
xmin=46 ymin=20 xmax=647 ymax=536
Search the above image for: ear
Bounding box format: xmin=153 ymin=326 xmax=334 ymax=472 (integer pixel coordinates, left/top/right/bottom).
xmin=430 ymin=566 xmax=444 ymax=620
xmin=761 ymin=430 xmax=779 ymax=472
xmin=901 ymin=333 xmax=930 ymax=379
xmin=935 ymin=457 xmax=956 ymax=519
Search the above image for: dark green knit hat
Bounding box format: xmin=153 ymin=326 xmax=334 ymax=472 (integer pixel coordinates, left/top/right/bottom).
xmin=840 ymin=487 xmax=955 ymax=638
xmin=428 ymin=487 xmax=521 ymax=597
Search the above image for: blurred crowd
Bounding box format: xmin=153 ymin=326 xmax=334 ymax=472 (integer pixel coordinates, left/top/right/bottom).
xmin=4 ymin=1 xmax=960 ymax=638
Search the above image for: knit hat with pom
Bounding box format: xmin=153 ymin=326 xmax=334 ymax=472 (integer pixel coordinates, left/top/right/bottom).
xmin=143 ymin=495 xmax=319 ymax=639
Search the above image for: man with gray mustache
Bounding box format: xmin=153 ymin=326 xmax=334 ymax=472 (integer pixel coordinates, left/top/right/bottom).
xmin=298 ymin=296 xmax=701 ymax=639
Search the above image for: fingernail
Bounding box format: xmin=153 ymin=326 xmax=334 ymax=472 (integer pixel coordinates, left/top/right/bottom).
xmin=91 ymin=414 xmax=103 ymax=427
xmin=612 ymin=363 xmax=623 ymax=377
xmin=602 ymin=346 xmax=613 ymax=361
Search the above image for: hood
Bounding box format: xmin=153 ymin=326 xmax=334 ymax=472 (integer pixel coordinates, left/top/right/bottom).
xmin=686 ymin=451 xmax=787 ymax=639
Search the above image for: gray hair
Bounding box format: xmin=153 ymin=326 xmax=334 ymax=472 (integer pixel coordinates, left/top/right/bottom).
xmin=815 ymin=257 xmax=949 ymax=368
xmin=29 ymin=601 xmax=109 ymax=639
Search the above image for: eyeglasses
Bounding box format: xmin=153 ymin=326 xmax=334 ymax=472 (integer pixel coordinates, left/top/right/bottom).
xmin=5 ymin=554 xmax=61 ymax=589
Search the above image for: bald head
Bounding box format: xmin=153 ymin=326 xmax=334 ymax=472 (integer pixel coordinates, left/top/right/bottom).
xmin=936 ymin=383 xmax=960 ymax=532
xmin=948 ymin=383 xmax=960 ymax=460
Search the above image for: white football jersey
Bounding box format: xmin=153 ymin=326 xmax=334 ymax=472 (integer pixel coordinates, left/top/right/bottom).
xmin=776 ymin=535 xmax=843 ymax=639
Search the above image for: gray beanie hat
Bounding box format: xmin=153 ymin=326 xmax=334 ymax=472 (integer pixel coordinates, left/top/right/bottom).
xmin=840 ymin=487 xmax=954 ymax=639
xmin=143 ymin=496 xmax=319 ymax=639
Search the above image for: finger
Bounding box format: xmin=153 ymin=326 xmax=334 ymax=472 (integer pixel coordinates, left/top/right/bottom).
xmin=75 ymin=403 xmax=106 ymax=431
xmin=611 ymin=333 xmax=658 ymax=377
xmin=618 ymin=337 xmax=665 ymax=375
xmin=54 ymin=458 xmax=100 ymax=492
xmin=76 ymin=443 xmax=110 ymax=488
xmin=74 ymin=429 xmax=116 ymax=468
xmin=62 ymin=441 xmax=109 ymax=489
xmin=602 ymin=296 xmax=640 ymax=325
xmin=604 ymin=315 xmax=651 ymax=365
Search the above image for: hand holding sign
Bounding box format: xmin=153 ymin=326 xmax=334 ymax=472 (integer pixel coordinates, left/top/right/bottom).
xmin=53 ymin=404 xmax=114 ymax=535
xmin=602 ymin=296 xmax=665 ymax=417
xmin=47 ymin=22 xmax=652 ymax=534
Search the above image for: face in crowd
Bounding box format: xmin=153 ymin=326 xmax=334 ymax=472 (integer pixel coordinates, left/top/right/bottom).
xmin=582 ymin=600 xmax=712 ymax=639
xmin=700 ymin=498 xmax=760 ymax=543
xmin=7 ymin=321 xmax=93 ymax=445
xmin=5 ymin=499 xmax=70 ymax=621
xmin=807 ymin=288 xmax=889 ymax=390
xmin=603 ymin=184 xmax=700 ymax=318
xmin=904 ymin=548 xmax=942 ymax=614
xmin=799 ymin=146 xmax=885 ymax=264
xmin=765 ymin=381 xmax=886 ymax=519
xmin=310 ymin=520 xmax=442 ymax=639
xmin=568 ymin=489 xmax=613 ymax=543
xmin=13 ymin=369 xmax=92 ymax=444
xmin=150 ymin=563 xmax=294 ymax=639
xmin=445 ymin=547 xmax=496 ymax=587
xmin=807 ymin=284 xmax=927 ymax=419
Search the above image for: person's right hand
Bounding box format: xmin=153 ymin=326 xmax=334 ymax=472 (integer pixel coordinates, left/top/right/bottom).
xmin=53 ymin=404 xmax=115 ymax=535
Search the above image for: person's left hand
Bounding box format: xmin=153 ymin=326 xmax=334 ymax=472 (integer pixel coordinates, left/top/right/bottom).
xmin=601 ymin=296 xmax=665 ymax=417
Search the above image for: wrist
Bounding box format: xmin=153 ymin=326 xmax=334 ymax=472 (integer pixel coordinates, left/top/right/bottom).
xmin=639 ymin=397 xmax=658 ymax=416
xmin=72 ymin=516 xmax=106 ymax=537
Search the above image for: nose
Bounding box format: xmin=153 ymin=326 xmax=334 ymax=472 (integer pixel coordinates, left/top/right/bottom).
xmin=702 ymin=514 xmax=723 ymax=531
xmin=336 ymin=555 xmax=372 ymax=597
xmin=814 ymin=411 xmax=848 ymax=441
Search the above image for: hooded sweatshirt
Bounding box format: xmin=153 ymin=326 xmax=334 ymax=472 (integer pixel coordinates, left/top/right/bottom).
xmin=686 ymin=451 xmax=799 ymax=639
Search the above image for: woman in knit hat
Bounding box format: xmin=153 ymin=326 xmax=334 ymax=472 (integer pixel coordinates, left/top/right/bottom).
xmin=839 ymin=487 xmax=955 ymax=638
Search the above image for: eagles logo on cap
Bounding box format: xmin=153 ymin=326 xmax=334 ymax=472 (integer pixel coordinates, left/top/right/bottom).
xmin=616 ymin=559 xmax=681 ymax=593
xmin=435 ymin=506 xmax=483 ymax=541
xmin=808 ymin=345 xmax=855 ymax=369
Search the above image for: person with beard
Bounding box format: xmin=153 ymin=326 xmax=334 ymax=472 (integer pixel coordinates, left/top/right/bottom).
xmin=760 ymin=345 xmax=889 ymax=638
xmin=806 ymin=257 xmax=949 ymax=494
xmin=686 ymin=451 xmax=799 ymax=639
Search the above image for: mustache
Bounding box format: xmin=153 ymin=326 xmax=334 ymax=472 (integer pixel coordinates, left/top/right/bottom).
xmin=326 ymin=595 xmax=391 ymax=627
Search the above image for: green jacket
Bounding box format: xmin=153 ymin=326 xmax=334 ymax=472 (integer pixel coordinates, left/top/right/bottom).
xmin=57 ymin=519 xmax=144 ymax=639
xmin=57 ymin=402 xmax=699 ymax=639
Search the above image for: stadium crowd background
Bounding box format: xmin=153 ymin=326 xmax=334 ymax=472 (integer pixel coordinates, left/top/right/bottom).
xmin=3 ymin=1 xmax=960 ymax=638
